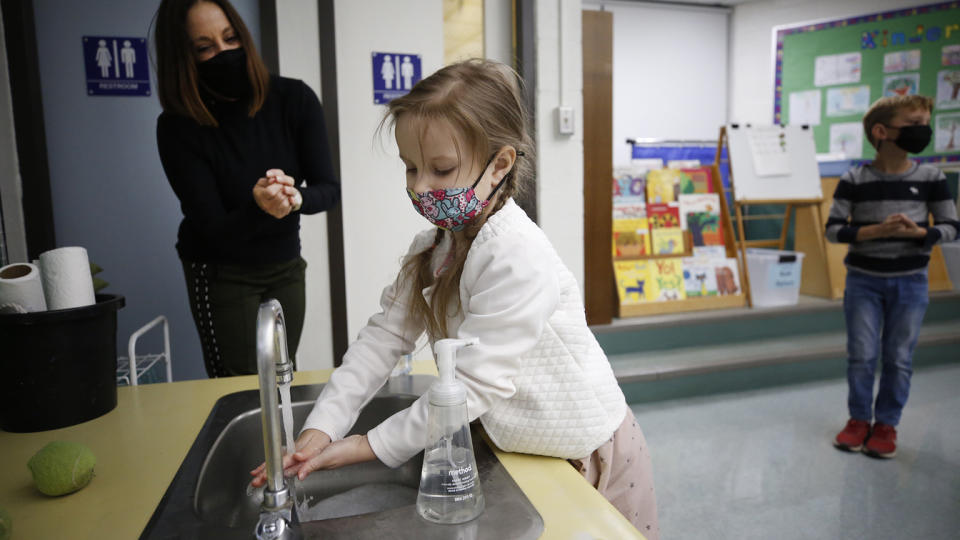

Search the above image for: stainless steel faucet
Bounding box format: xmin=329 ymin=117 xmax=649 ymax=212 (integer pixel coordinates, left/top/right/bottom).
xmin=254 ymin=299 xmax=299 ymax=540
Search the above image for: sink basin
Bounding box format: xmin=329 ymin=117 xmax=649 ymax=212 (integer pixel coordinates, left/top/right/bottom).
xmin=142 ymin=375 xmax=544 ymax=539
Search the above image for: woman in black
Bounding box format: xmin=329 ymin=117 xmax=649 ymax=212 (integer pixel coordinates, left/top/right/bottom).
xmin=154 ymin=0 xmax=339 ymax=376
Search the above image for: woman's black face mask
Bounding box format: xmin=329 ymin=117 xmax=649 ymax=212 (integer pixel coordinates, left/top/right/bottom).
xmin=197 ymin=48 xmax=250 ymax=99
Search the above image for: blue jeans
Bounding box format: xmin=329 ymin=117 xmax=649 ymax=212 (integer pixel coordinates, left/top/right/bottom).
xmin=842 ymin=269 xmax=929 ymax=426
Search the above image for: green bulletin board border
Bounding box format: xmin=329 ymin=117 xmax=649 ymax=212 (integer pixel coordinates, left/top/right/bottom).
xmin=773 ymin=1 xmax=960 ymax=164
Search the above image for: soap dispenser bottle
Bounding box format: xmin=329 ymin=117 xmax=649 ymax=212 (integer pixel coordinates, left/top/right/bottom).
xmin=416 ymin=338 xmax=485 ymax=524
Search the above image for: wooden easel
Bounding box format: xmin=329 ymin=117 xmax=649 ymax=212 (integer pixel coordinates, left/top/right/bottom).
xmin=716 ymin=126 xmax=825 ymax=307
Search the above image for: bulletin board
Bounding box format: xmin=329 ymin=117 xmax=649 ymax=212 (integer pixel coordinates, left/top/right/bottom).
xmin=725 ymin=124 xmax=822 ymax=202
xmin=774 ymin=1 xmax=960 ymax=163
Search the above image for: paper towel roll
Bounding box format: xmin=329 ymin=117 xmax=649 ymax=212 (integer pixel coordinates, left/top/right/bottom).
xmin=0 ymin=263 xmax=48 ymax=312
xmin=38 ymin=247 xmax=96 ymax=310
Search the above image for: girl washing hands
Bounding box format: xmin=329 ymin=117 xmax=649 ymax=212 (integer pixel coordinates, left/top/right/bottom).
xmin=250 ymin=59 xmax=659 ymax=536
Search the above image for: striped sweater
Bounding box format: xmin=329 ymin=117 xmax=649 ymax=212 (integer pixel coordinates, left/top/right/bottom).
xmin=825 ymin=163 xmax=959 ymax=276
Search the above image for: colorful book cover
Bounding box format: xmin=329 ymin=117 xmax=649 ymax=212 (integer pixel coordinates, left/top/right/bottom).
xmin=680 ymin=167 xmax=715 ymax=194
xmin=693 ymin=245 xmax=727 ymax=258
xmin=714 ymin=257 xmax=742 ymax=296
xmin=613 ymin=203 xmax=647 ymax=220
xmin=613 ymin=167 xmax=647 ymax=202
xmin=612 ymin=218 xmax=651 ymax=257
xmin=682 ymin=257 xmax=718 ymax=297
xmin=678 ymin=193 xmax=720 ymax=230
xmin=614 ymin=260 xmax=652 ymax=304
xmin=648 ymin=258 xmax=686 ymax=301
xmin=645 ymin=169 xmax=681 ymax=203
xmin=647 ymin=203 xmax=681 ymax=229
xmin=687 ymin=212 xmax=724 ymax=247
xmin=652 ymin=228 xmax=685 ymax=255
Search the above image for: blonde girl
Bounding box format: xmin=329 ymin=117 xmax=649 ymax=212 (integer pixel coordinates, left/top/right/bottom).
xmin=251 ymin=59 xmax=659 ymax=536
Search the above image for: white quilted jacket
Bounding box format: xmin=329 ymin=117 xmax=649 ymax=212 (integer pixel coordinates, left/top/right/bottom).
xmin=302 ymin=198 xmax=627 ymax=467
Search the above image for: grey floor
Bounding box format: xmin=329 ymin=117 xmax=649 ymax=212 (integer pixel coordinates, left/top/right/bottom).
xmin=632 ymin=363 xmax=960 ymax=540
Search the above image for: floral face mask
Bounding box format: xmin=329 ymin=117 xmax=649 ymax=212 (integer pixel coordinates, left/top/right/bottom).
xmin=406 ymin=155 xmax=504 ymax=232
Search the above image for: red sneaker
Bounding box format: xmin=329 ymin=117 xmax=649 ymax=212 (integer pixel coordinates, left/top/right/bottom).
xmin=864 ymin=423 xmax=897 ymax=458
xmin=834 ymin=419 xmax=871 ymax=452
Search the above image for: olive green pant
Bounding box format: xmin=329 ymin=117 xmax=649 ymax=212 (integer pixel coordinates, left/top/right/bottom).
xmin=181 ymin=258 xmax=306 ymax=377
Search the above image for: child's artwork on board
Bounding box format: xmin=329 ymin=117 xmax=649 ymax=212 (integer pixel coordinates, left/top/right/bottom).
xmin=714 ymin=258 xmax=741 ymax=296
xmin=645 ymin=169 xmax=682 ymax=203
xmin=883 ymin=73 xmax=919 ymax=97
xmin=789 ymin=90 xmax=821 ymax=126
xmin=943 ymin=45 xmax=960 ymax=67
xmin=883 ymin=50 xmax=921 ymax=73
xmin=647 ymin=203 xmax=681 ymax=229
xmin=826 ymin=85 xmax=870 ymax=117
xmin=682 ymin=258 xmax=719 ymax=297
xmin=614 ymin=260 xmax=652 ymax=304
xmin=613 ymin=218 xmax=651 ymax=258
xmin=680 ymin=167 xmax=714 ymax=194
xmin=652 ymin=228 xmax=685 ymax=255
xmin=814 ymin=52 xmax=861 ymax=86
xmin=648 ymin=258 xmax=686 ymax=302
xmin=934 ymin=113 xmax=960 ymax=152
xmin=829 ymin=122 xmax=864 ymax=159
xmin=936 ymin=70 xmax=960 ymax=109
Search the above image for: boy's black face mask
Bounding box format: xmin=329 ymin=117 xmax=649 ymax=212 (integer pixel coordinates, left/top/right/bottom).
xmin=197 ymin=48 xmax=250 ymax=100
xmin=883 ymin=124 xmax=932 ymax=154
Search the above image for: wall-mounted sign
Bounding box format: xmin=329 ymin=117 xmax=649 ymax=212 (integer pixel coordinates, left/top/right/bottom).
xmin=82 ymin=36 xmax=150 ymax=96
xmin=372 ymin=52 xmax=421 ymax=104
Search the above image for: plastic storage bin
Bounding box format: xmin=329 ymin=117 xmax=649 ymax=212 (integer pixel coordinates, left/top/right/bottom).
xmin=746 ymin=249 xmax=805 ymax=307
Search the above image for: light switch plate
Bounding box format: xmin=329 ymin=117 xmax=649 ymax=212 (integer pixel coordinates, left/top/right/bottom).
xmin=557 ymin=106 xmax=574 ymax=135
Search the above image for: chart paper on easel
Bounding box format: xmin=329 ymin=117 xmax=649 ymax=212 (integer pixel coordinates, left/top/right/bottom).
xmin=747 ymin=127 xmax=791 ymax=177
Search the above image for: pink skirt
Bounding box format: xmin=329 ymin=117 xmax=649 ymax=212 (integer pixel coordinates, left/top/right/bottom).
xmin=569 ymin=408 xmax=660 ymax=539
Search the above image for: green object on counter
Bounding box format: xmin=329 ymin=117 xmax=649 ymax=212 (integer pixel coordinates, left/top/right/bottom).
xmin=0 ymin=506 xmax=10 ymax=540
xmin=27 ymin=441 xmax=96 ymax=496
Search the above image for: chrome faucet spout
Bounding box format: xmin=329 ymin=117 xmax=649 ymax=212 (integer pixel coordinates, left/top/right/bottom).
xmin=255 ymin=299 xmax=298 ymax=540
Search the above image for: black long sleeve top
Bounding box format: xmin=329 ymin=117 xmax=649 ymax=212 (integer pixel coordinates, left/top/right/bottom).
xmin=157 ymin=75 xmax=339 ymax=265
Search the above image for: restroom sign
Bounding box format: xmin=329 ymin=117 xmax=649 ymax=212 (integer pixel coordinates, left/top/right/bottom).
xmin=372 ymin=52 xmax=421 ymax=104
xmin=82 ymin=36 xmax=151 ymax=96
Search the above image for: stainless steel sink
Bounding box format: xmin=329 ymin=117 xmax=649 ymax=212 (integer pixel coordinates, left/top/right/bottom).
xmin=142 ymin=375 xmax=544 ymax=539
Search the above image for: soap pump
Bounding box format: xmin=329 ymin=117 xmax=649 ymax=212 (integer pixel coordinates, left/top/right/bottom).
xmin=416 ymin=337 xmax=485 ymax=524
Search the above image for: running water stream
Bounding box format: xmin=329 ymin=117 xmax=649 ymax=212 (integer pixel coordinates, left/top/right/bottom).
xmin=278 ymin=382 xmax=310 ymax=516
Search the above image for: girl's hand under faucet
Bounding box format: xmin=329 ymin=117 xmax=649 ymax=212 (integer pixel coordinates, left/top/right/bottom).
xmin=249 ymin=429 xmax=379 ymax=487
xmin=249 ymin=428 xmax=331 ymax=488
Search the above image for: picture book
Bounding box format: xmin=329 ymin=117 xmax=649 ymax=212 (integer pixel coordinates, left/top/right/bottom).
xmin=647 ymin=203 xmax=681 ymax=229
xmin=613 ymin=203 xmax=647 ymax=220
xmin=678 ymin=193 xmax=721 ymax=230
xmin=612 ymin=218 xmax=651 ymax=258
xmin=687 ymin=211 xmax=724 ymax=248
xmin=714 ymin=258 xmax=742 ymax=296
xmin=682 ymin=257 xmax=719 ymax=297
xmin=645 ymin=169 xmax=682 ymax=203
xmin=693 ymin=245 xmax=727 ymax=258
xmin=652 ymin=228 xmax=685 ymax=255
xmin=680 ymin=167 xmax=715 ymax=194
xmin=647 ymin=258 xmax=686 ymax=301
xmin=614 ymin=260 xmax=653 ymax=304
xmin=613 ymin=167 xmax=647 ymax=202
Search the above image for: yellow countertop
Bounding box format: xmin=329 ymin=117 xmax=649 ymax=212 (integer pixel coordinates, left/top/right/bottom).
xmin=0 ymin=365 xmax=644 ymax=540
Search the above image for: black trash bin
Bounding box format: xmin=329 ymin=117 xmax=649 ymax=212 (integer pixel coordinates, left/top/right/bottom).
xmin=0 ymin=294 xmax=125 ymax=432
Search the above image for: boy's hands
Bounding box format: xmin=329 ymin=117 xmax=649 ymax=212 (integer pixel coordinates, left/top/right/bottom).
xmin=857 ymin=213 xmax=927 ymax=241
xmin=249 ymin=428 xmax=332 ymax=488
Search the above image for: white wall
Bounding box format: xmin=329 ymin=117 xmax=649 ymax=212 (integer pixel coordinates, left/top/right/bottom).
xmin=583 ymin=1 xmax=730 ymax=167
xmin=730 ymin=0 xmax=924 ymax=125
xmin=333 ymin=0 xmax=444 ymax=345
xmin=536 ymin=0 xmax=585 ymax=289
xmin=276 ymin=0 xmax=334 ymax=371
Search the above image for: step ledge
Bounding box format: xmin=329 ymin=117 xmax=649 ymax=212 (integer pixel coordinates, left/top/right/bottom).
xmin=593 ymin=290 xmax=960 ymax=334
xmin=611 ymin=324 xmax=960 ymax=383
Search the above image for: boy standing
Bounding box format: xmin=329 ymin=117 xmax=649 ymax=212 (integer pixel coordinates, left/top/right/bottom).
xmin=825 ymin=95 xmax=958 ymax=458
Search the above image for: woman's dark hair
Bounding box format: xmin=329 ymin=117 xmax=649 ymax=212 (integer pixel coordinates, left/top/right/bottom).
xmin=153 ymin=0 xmax=269 ymax=126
